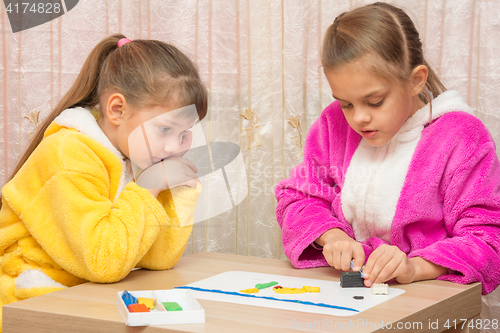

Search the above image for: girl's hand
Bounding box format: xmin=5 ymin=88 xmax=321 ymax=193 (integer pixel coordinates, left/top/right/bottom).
xmin=362 ymin=245 xmax=416 ymax=286
xmin=136 ymin=157 xmax=199 ymax=190
xmin=315 ymin=228 xmax=365 ymax=272
xmin=161 ymin=156 xmax=199 ymax=189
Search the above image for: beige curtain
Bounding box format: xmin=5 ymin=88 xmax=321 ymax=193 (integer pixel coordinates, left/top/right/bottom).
xmin=1 ymin=0 xmax=500 ymax=261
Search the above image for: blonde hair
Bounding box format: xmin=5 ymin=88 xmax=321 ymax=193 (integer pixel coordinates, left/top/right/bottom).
xmin=2 ymin=34 xmax=207 ymax=206
xmin=322 ymin=2 xmax=445 ymax=103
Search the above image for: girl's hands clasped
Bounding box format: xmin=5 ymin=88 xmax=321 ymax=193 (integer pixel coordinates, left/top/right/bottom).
xmin=136 ymin=156 xmax=199 ymax=196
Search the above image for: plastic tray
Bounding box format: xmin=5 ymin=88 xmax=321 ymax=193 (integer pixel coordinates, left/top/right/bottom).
xmin=116 ymin=289 xmax=205 ymax=326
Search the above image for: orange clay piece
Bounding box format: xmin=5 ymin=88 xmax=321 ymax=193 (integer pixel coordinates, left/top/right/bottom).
xmin=240 ymin=288 xmax=259 ymax=294
xmin=273 ymin=286 xmax=320 ymax=294
xmin=128 ymin=303 xmax=150 ymax=313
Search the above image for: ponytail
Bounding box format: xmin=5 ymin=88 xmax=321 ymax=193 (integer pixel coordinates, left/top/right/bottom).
xmin=1 ymin=34 xmax=125 ymax=208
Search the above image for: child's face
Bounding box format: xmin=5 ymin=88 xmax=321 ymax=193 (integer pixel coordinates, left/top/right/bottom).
xmin=123 ymin=105 xmax=197 ymax=170
xmin=325 ymin=63 xmax=421 ymax=147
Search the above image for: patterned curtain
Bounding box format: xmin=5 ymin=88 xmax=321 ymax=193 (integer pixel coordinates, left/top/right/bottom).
xmin=1 ymin=0 xmax=500 ymax=262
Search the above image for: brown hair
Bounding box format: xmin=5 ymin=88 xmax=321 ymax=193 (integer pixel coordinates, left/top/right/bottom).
xmin=322 ymin=2 xmax=445 ymax=103
xmin=2 ymin=34 xmax=207 ymax=204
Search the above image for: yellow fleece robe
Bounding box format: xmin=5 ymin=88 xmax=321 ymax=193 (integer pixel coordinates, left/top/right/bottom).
xmin=0 ymin=108 xmax=200 ymax=331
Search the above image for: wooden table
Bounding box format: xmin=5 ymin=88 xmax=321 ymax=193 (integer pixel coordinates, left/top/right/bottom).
xmin=3 ymin=252 xmax=481 ymax=333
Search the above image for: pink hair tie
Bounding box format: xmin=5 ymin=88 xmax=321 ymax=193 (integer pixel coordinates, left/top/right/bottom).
xmin=118 ymin=38 xmax=132 ymax=47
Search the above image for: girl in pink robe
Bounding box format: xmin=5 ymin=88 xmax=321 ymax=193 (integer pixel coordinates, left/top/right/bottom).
xmin=276 ymin=2 xmax=500 ymax=301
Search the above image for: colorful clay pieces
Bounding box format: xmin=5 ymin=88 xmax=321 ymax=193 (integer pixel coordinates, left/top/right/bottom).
xmin=163 ymin=302 xmax=183 ymax=311
xmin=118 ymin=290 xmax=205 ymax=326
xmin=121 ymin=291 xmax=159 ymax=312
xmin=240 ymin=281 xmax=279 ymax=294
xmin=240 ymin=282 xmax=320 ymax=295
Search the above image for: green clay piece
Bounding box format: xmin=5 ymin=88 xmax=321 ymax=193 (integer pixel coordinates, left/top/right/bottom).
xmin=162 ymin=301 xmax=183 ymax=311
xmin=255 ymin=281 xmax=279 ymax=290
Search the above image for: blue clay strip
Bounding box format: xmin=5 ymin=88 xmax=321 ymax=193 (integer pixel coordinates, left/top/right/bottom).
xmin=175 ymin=286 xmax=359 ymax=313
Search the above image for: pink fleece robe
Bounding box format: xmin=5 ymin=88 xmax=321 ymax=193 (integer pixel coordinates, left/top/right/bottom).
xmin=275 ymin=97 xmax=500 ymax=295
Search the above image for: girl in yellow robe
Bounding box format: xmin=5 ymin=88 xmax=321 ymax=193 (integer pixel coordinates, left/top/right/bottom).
xmin=0 ymin=35 xmax=207 ymax=331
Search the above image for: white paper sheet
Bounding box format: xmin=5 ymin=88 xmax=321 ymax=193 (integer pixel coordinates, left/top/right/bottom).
xmin=181 ymin=271 xmax=405 ymax=316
